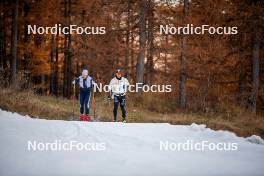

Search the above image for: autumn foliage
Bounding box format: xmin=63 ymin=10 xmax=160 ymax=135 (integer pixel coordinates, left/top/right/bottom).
xmin=0 ymin=0 xmax=263 ymax=114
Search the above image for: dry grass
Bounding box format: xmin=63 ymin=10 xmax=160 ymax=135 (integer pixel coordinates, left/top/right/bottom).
xmin=0 ymin=88 xmax=264 ymax=138
xmin=0 ymin=88 xmax=78 ymax=120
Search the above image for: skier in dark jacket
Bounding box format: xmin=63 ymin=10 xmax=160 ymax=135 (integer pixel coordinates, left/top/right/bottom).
xmin=73 ymin=69 xmax=94 ymax=116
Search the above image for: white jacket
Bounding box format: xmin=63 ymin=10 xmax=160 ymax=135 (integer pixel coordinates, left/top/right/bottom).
xmin=77 ymin=76 xmax=93 ymax=89
xmin=109 ymin=77 xmax=130 ymax=95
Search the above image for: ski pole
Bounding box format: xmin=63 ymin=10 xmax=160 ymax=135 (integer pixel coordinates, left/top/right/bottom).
xmin=108 ymin=93 xmax=112 ymax=121
xmin=72 ymin=83 xmax=76 ymax=121
xmin=92 ymin=88 xmax=96 ymax=120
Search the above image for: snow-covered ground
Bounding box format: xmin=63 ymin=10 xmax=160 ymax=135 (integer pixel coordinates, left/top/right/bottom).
xmin=0 ymin=110 xmax=264 ymax=176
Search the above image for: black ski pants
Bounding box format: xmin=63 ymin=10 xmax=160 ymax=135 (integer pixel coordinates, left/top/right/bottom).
xmin=113 ymin=95 xmax=126 ymax=121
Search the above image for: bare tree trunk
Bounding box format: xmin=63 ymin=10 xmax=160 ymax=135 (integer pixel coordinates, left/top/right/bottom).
xmin=41 ymin=74 xmax=45 ymax=94
xmin=54 ymin=31 xmax=59 ymax=96
xmin=0 ymin=7 xmax=7 ymax=72
xmin=63 ymin=0 xmax=72 ymax=98
xmin=136 ymin=0 xmax=147 ymax=90
xmin=250 ymin=12 xmax=261 ymax=113
xmin=146 ymin=0 xmax=154 ymax=85
xmin=178 ymin=0 xmax=189 ymax=108
xmin=164 ymin=35 xmax=168 ymax=77
xmin=11 ymin=0 xmax=19 ymax=83
xmin=63 ymin=33 xmax=72 ymax=97
xmin=23 ymin=1 xmax=30 ymax=85
xmin=66 ymin=34 xmax=72 ymax=97
xmin=0 ymin=3 xmax=4 ymax=70
xmin=130 ymin=32 xmax=135 ymax=80
xmin=237 ymin=46 xmax=247 ymax=107
xmin=124 ymin=0 xmax=131 ymax=77
xmin=63 ymin=34 xmax=68 ymax=97
xmin=50 ymin=34 xmax=55 ymax=95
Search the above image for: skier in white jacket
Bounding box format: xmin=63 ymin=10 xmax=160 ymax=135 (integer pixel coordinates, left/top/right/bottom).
xmin=109 ymin=69 xmax=130 ymax=122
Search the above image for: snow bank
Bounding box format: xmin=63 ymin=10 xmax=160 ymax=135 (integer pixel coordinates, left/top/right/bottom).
xmin=0 ymin=109 xmax=264 ymax=176
xmin=189 ymin=123 xmax=206 ymax=131
xmin=246 ymin=135 xmax=264 ymax=145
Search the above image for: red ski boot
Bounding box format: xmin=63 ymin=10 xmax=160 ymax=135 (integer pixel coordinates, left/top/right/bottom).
xmin=80 ymin=114 xmax=90 ymax=121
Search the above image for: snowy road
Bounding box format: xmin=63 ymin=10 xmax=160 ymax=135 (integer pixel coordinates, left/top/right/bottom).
xmin=0 ymin=110 xmax=263 ymax=176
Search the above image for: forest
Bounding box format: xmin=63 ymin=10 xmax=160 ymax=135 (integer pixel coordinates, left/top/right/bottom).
xmin=0 ymin=0 xmax=263 ymax=116
xmin=1 ymin=1 xmax=264 ymax=175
